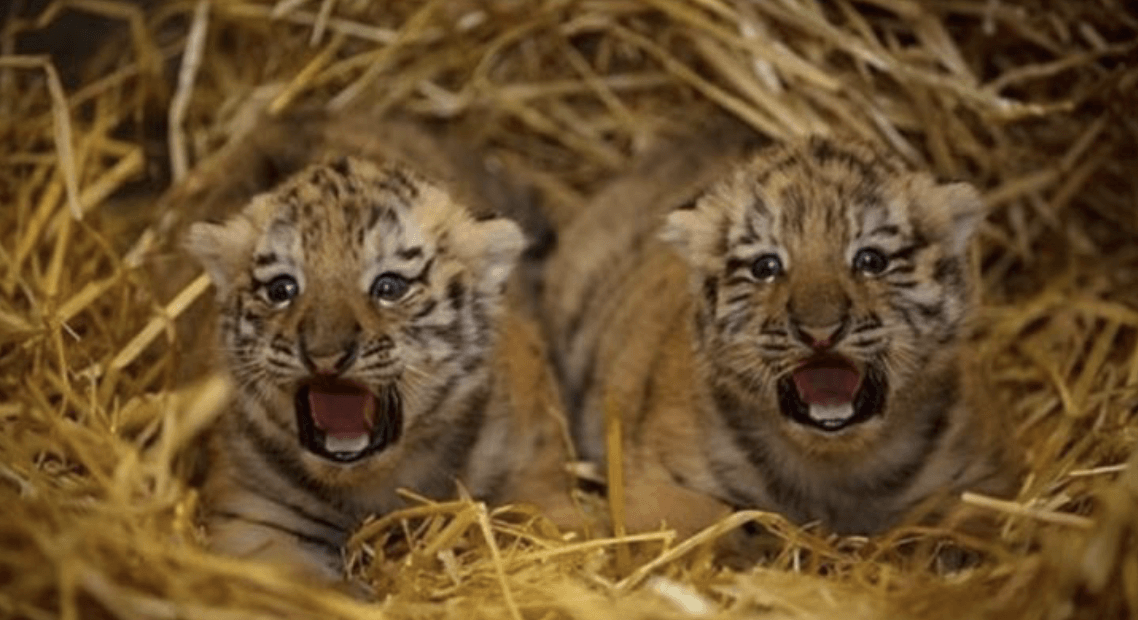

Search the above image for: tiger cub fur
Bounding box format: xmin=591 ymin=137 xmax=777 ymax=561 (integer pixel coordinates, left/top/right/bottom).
xmin=543 ymin=136 xmax=1019 ymax=537
xmin=186 ymin=156 xmax=575 ymax=581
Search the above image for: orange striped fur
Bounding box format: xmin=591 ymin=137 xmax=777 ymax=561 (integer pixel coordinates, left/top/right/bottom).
xmin=543 ymin=137 xmax=1019 ymax=538
xmin=186 ymin=156 xmax=575 ymax=581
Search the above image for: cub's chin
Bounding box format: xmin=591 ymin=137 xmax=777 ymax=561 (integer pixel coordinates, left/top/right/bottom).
xmin=776 ymin=355 xmax=887 ymax=434
xmin=293 ymin=378 xmax=403 ymax=463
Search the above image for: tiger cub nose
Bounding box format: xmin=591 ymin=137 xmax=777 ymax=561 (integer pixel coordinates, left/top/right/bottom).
xmin=792 ymin=321 xmax=847 ymax=350
xmin=300 ymin=337 xmax=359 ymax=375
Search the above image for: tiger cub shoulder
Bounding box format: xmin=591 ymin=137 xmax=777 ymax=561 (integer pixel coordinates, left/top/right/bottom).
xmin=543 ymin=136 xmax=1020 ymax=537
xmin=186 ymin=155 xmax=575 ymax=581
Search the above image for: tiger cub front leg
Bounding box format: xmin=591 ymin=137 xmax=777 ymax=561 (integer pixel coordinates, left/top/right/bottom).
xmin=205 ymin=508 xmax=343 ymax=582
xmin=619 ymin=464 xmax=733 ymax=538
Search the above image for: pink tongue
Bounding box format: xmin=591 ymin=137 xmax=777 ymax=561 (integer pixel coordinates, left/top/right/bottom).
xmin=792 ymin=366 xmax=860 ymax=406
xmin=308 ymin=388 xmax=375 ymax=438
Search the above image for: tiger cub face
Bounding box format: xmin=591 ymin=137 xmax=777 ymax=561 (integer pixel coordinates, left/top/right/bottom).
xmin=663 ymin=138 xmax=985 ymax=452
xmin=186 ymin=157 xmax=523 ymax=483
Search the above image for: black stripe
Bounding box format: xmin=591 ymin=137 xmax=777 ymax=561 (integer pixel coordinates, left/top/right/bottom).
xmin=377 ymin=166 xmax=420 ymax=200
xmin=724 ymin=257 xmax=751 ymax=275
xmin=236 ymin=411 xmax=339 ymax=506
xmin=329 ymin=156 xmax=351 ymax=177
xmin=397 ymin=246 xmax=423 ymax=260
xmin=411 ymin=257 xmax=435 ymax=285
xmin=468 ymin=295 xmax=491 ymax=347
xmin=889 ymin=279 xmax=920 ymax=289
xmin=674 ymin=197 xmax=698 ymax=211
xmin=933 ymin=257 xmax=963 ymax=286
xmin=888 ymin=242 xmax=928 ymax=263
xmin=267 ymin=358 xmax=293 ymax=371
xmin=440 ymin=387 xmax=491 ymax=475
xmin=780 ymin=186 xmax=807 ymax=234
xmin=317 ymin=169 xmax=341 ymax=200
xmin=852 ymin=313 xmax=882 ymax=332
xmin=460 ymin=349 xmax=489 ymax=374
xmin=752 ymin=154 xmax=801 ymax=185
xmin=366 ymin=204 xmax=389 ymax=230
xmin=724 ymin=292 xmax=752 ymax=307
xmin=808 ymin=137 xmax=883 ymax=184
xmin=361 ymin=335 xmax=395 ymax=357
xmin=403 ymin=320 xmax=462 ymax=346
xmin=702 ymin=277 xmax=719 ymax=308
xmin=915 ymin=302 xmax=944 ymax=321
xmin=446 ymin=275 xmax=466 ymax=311
xmin=708 ymin=382 xmax=805 ymax=515
xmin=849 ymin=373 xmax=955 ymax=496
xmin=893 ymin=302 xmax=920 ymax=336
xmin=211 ymin=510 xmax=342 ymax=553
xmin=412 ymin=298 xmax=438 ymax=319
xmin=231 ymin=477 xmax=350 ymax=534
xmin=566 ymin=350 xmax=597 ymax=428
xmin=748 ymin=194 xmax=770 ymax=218
xmin=253 ymin=253 xmax=279 ymax=266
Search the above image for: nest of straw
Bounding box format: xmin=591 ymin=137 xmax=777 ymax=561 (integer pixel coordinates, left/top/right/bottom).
xmin=2 ymin=0 xmax=1137 ymax=618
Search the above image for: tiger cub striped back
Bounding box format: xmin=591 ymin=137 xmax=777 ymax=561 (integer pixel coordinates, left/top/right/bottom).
xmin=543 ymin=136 xmax=1019 ymax=537
xmin=187 ymin=156 xmax=575 ymax=581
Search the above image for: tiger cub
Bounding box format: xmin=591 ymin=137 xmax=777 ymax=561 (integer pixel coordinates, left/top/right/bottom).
xmin=186 ymin=155 xmax=575 ymax=581
xmin=543 ymin=136 xmax=1019 ymax=537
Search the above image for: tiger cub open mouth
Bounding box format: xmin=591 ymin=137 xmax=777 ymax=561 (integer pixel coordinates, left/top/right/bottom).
xmin=777 ymin=355 xmax=886 ymax=432
xmin=294 ymin=378 xmax=403 ymax=462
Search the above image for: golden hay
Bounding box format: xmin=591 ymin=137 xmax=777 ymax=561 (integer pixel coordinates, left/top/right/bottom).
xmin=2 ymin=0 xmax=1137 ymax=618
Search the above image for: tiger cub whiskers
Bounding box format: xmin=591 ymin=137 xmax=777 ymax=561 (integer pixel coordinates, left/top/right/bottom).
xmin=544 ymin=136 xmax=1019 ymax=538
xmin=187 ymin=155 xmax=576 ymax=581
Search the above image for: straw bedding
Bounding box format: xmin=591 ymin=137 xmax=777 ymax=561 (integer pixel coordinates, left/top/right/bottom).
xmin=2 ymin=0 xmax=1137 ymax=618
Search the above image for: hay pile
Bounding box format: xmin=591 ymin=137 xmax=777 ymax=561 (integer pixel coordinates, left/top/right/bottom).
xmin=2 ymin=0 xmax=1137 ymax=618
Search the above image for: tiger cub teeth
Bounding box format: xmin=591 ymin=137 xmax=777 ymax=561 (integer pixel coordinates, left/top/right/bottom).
xmin=323 ymin=434 xmax=370 ymax=455
xmin=808 ymin=403 xmax=856 ymax=428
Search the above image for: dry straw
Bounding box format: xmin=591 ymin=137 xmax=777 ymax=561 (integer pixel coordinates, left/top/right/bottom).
xmin=2 ymin=0 xmax=1136 ymax=618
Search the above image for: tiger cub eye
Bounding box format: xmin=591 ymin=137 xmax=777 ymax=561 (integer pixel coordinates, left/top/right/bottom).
xmin=853 ymin=248 xmax=889 ymax=275
xmin=370 ymin=273 xmax=410 ymax=301
xmin=751 ymin=254 xmax=784 ymax=281
xmin=264 ymin=275 xmax=300 ymax=306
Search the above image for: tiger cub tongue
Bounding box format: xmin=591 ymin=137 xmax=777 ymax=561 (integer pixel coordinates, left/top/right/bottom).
xmin=307 ymin=387 xmax=375 ymax=440
xmin=791 ymin=361 xmax=861 ymax=426
xmin=792 ymin=366 xmax=860 ymax=406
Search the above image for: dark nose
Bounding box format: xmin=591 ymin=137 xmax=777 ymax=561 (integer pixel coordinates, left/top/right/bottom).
xmin=791 ymin=320 xmax=847 ymax=350
xmin=299 ymin=332 xmax=359 ymax=375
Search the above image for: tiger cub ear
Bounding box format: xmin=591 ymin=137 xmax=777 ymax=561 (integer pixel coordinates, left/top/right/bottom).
xmin=660 ymin=200 xmax=726 ymax=273
xmin=453 ymin=217 xmax=526 ymax=292
xmin=928 ymin=181 xmax=988 ymax=256
xmin=184 ymin=215 xmax=258 ymax=296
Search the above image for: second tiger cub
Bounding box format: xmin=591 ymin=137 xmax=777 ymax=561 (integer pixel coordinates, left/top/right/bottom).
xmin=543 ymin=136 xmax=1019 ymax=537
